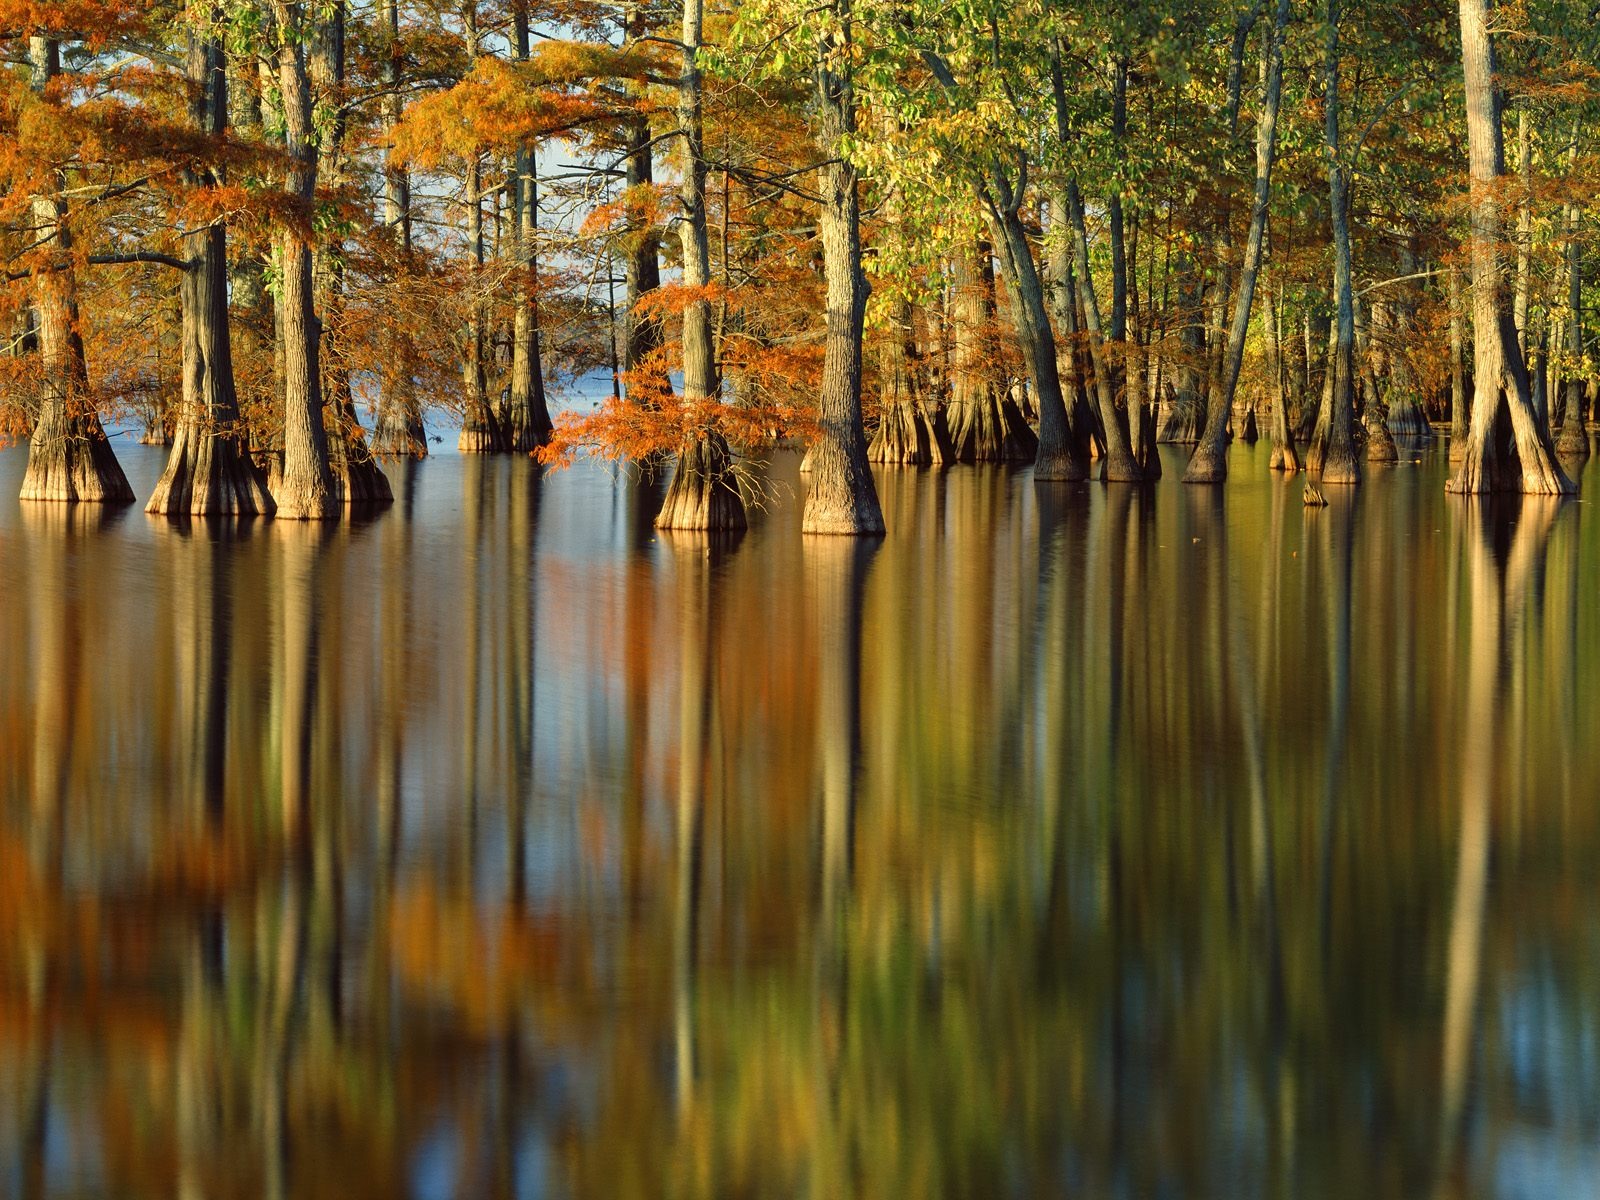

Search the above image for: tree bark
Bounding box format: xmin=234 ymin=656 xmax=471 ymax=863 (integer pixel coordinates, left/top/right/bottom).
xmin=802 ymin=0 xmax=883 ymax=534
xmin=657 ymin=0 xmax=745 ymax=530
xmin=19 ymin=37 xmax=134 ymax=505
xmin=1445 ymin=0 xmax=1571 ymax=494
xmin=149 ymin=4 xmax=274 ymax=516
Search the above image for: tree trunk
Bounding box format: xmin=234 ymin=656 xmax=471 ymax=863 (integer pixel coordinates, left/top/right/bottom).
xmin=269 ymin=4 xmax=338 ymax=519
xmin=1306 ymin=0 xmax=1361 ymax=484
xmin=1265 ymin=279 xmax=1301 ymax=470
xmin=371 ymin=0 xmax=427 ymax=458
xmin=1064 ymin=182 xmax=1141 ymax=480
xmin=19 ymin=37 xmax=134 ymax=505
xmin=1556 ymin=179 xmax=1588 ymax=459
xmin=657 ymin=0 xmax=745 ymax=530
xmin=500 ymin=1 xmax=554 ymax=452
xmin=802 ymin=0 xmax=883 ymax=534
xmin=1186 ymin=0 xmax=1291 ymax=483
xmin=149 ymin=4 xmax=274 ymax=516
xmin=1356 ymin=296 xmax=1398 ymax=461
xmin=1158 ymin=256 xmax=1206 ymax=442
xmin=1448 ymin=263 xmax=1469 ymax=459
xmin=1445 ymin=0 xmax=1572 ymax=494
xmin=311 ymin=2 xmax=390 ymax=504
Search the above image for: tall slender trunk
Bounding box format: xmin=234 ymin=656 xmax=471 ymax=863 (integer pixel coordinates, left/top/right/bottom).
xmin=1266 ymin=276 xmax=1301 ymax=470
xmin=1048 ymin=196 xmax=1097 ymax=461
xmin=620 ymin=4 xmax=666 ymax=402
xmin=500 ymin=0 xmax=554 ymax=451
xmin=1556 ymin=143 xmax=1588 ymax=459
xmin=19 ymin=36 xmax=134 ymax=504
xmin=656 ymin=0 xmax=745 ymax=530
xmin=1185 ymin=0 xmax=1291 ymax=482
xmin=149 ymin=3 xmax=274 ymax=515
xmin=1064 ymin=182 xmax=1141 ymax=480
xmin=1445 ymin=0 xmax=1571 ymax=493
xmin=802 ymin=0 xmax=883 ymax=534
xmin=372 ymin=0 xmax=427 ymax=457
xmin=1306 ymin=0 xmax=1361 ymax=484
xmin=269 ymin=5 xmax=337 ymax=519
xmin=1448 ymin=263 xmax=1468 ymax=458
xmin=457 ymin=13 xmax=501 ymax=454
xmin=311 ymin=2 xmax=390 ymax=503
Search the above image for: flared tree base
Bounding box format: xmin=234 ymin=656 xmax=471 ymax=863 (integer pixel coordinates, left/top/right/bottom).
xmin=271 ymin=460 xmax=340 ymax=520
xmin=868 ymin=401 xmax=953 ymax=465
xmin=657 ymin=432 xmax=747 ymax=531
xmin=497 ymin=397 xmax=553 ymax=454
xmin=372 ymin=408 xmax=428 ymax=459
xmin=332 ymin=426 xmax=393 ymax=507
xmin=1238 ymin=407 xmax=1258 ymax=443
xmin=1387 ymin=399 xmax=1431 ymax=439
xmin=802 ymin=436 xmax=885 ymax=536
xmin=947 ymin=392 xmax=1037 ymax=463
xmin=1182 ymin=438 xmax=1228 ymax=484
xmin=1366 ymin=419 xmax=1399 ymax=463
xmin=1556 ymin=418 xmax=1590 ymax=461
xmin=1307 ymin=435 xmax=1362 ymax=485
xmin=147 ymin=423 xmax=275 ymax=516
xmin=1157 ymin=397 xmax=1205 ymax=444
xmin=21 ymin=414 xmax=135 ymax=504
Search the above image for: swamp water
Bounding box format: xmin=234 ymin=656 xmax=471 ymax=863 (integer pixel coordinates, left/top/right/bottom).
xmin=1 ymin=436 xmax=1599 ymax=1199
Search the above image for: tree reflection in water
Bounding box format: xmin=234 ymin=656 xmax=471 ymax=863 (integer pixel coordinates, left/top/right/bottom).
xmin=1 ymin=443 xmax=1599 ymax=1198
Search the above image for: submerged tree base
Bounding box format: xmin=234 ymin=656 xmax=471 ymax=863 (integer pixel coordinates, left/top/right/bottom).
xmin=657 ymin=431 xmax=747 ymax=531
xmin=803 ymin=436 xmax=885 ymax=536
xmin=147 ymin=423 xmax=275 ymax=516
xmin=1556 ymin=415 xmax=1590 ymax=461
xmin=497 ymin=398 xmax=553 ymax=454
xmin=1366 ymin=419 xmax=1399 ymax=463
xmin=869 ymin=401 xmax=953 ymax=466
xmin=1388 ymin=399 xmax=1431 ymax=438
xmin=947 ymin=392 xmax=1037 ymax=463
xmin=372 ymin=407 xmax=429 ymax=458
xmin=21 ymin=416 xmax=135 ymax=504
xmin=1157 ymin=396 xmax=1206 ymax=444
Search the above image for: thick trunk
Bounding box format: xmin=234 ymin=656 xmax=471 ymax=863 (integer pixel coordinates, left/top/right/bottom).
xmin=371 ymin=0 xmax=427 ymax=458
xmin=270 ymin=11 xmax=337 ymax=519
xmin=1186 ymin=0 xmax=1290 ymax=483
xmin=1445 ymin=0 xmax=1571 ymax=494
xmin=500 ymin=2 xmax=554 ymax=452
xmin=802 ymin=0 xmax=883 ymax=534
xmin=947 ymin=243 xmax=1037 ymax=463
xmin=19 ymin=37 xmax=133 ymax=505
xmin=657 ymin=0 xmax=745 ymax=530
xmin=1307 ymin=0 xmax=1360 ymax=484
xmin=1448 ymin=263 xmax=1469 ymax=458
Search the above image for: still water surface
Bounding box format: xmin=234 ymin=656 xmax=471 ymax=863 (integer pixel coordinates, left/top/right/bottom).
xmin=1 ymin=436 xmax=1598 ymax=1199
